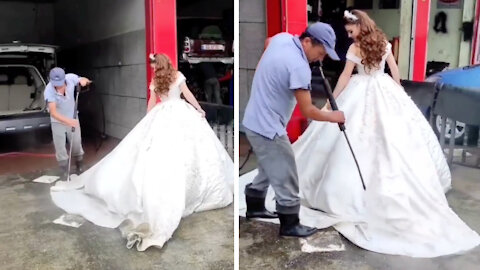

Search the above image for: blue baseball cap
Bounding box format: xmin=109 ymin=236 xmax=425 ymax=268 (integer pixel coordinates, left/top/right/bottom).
xmin=306 ymin=22 xmax=340 ymax=61
xmin=49 ymin=67 xmax=66 ymax=87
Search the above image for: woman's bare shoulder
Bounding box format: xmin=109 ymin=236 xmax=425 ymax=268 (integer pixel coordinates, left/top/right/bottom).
xmin=347 ymin=43 xmax=362 ymax=58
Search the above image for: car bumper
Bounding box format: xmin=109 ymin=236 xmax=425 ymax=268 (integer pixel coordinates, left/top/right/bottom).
xmin=181 ymin=54 xmax=234 ymax=64
xmin=0 ymin=111 xmax=51 ymax=134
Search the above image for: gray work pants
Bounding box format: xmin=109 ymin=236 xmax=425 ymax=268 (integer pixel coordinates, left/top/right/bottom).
xmin=244 ymin=128 xmax=300 ymax=214
xmin=51 ymin=122 xmax=84 ymax=167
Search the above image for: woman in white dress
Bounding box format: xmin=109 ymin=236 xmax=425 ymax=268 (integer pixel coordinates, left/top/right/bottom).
xmin=240 ymin=10 xmax=480 ymax=257
xmin=51 ymin=53 xmax=233 ymax=251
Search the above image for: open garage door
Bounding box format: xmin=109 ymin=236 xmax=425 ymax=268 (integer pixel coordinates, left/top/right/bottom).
xmin=0 ymin=0 xmax=147 ymax=140
xmin=176 ymin=0 xmax=234 ymax=118
xmin=0 ymin=0 xmax=233 ymax=141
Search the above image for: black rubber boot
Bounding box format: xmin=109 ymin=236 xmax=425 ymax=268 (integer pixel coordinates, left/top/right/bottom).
xmin=245 ymin=195 xmax=278 ymax=219
xmin=279 ymin=213 xmax=317 ymax=238
xmin=75 ymin=159 xmax=83 ymax=175
xmin=58 ymin=164 xmax=69 ymax=181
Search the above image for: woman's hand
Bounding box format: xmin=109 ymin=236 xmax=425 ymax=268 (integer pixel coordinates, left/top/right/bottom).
xmin=196 ymin=107 xmax=206 ymax=118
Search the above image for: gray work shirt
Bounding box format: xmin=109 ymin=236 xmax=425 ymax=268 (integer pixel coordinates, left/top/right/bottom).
xmin=43 ymin=73 xmax=80 ymax=123
xmin=242 ymin=33 xmax=312 ymax=139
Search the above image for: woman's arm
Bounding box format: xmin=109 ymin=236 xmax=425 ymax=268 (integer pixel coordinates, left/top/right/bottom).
xmin=330 ymin=44 xmax=358 ymax=100
xmin=180 ymin=82 xmax=205 ymax=117
xmin=332 ymin=60 xmax=356 ymax=99
xmin=386 ymin=53 xmax=401 ymax=85
xmin=147 ymin=86 xmax=157 ymax=113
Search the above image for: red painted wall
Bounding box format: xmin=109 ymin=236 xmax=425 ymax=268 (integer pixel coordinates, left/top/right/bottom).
xmin=145 ymin=0 xmax=178 ymax=102
xmin=266 ymin=0 xmax=308 ymax=142
xmin=412 ymin=0 xmax=431 ymax=81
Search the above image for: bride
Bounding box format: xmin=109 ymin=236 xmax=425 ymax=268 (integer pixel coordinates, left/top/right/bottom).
xmin=51 ymin=53 xmax=233 ymax=251
xmin=241 ymin=10 xmax=480 ymax=257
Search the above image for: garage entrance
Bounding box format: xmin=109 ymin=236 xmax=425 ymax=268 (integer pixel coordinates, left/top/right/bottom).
xmin=0 ymin=0 xmax=233 ymax=143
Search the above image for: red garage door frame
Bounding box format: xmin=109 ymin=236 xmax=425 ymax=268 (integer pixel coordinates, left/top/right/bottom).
xmin=412 ymin=0 xmax=431 ymax=81
xmin=284 ymin=0 xmax=308 ymax=143
xmin=145 ymin=0 xmax=178 ymax=101
xmin=471 ymin=0 xmax=480 ymax=65
xmin=266 ymin=0 xmax=308 ymax=142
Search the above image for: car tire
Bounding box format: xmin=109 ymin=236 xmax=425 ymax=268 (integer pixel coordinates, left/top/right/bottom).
xmin=431 ymin=114 xmax=480 ymax=145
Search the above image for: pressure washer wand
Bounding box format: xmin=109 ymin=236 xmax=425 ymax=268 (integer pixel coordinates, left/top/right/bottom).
xmin=318 ymin=63 xmax=366 ymax=190
xmin=66 ymin=84 xmax=81 ymax=182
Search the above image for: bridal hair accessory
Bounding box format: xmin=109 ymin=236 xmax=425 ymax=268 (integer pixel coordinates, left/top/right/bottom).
xmin=149 ymin=53 xmax=157 ymax=64
xmin=344 ymin=10 xmax=358 ymax=21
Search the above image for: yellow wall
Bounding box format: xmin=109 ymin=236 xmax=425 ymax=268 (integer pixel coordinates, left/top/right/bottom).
xmin=458 ymin=0 xmax=476 ymax=67
xmin=364 ymin=0 xmax=402 ymax=39
xmin=427 ymin=2 xmax=463 ymax=68
xmin=398 ymin=0 xmax=413 ymax=79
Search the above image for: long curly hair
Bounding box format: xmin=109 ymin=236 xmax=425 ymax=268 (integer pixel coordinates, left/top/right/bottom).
xmin=152 ymin=54 xmax=176 ymax=96
xmin=345 ymin=10 xmax=387 ymax=71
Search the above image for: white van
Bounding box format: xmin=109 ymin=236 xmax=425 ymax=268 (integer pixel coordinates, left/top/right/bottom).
xmin=0 ymin=43 xmax=57 ymax=137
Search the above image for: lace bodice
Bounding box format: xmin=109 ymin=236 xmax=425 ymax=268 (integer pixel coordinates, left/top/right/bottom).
xmin=149 ymin=72 xmax=186 ymax=101
xmin=346 ymin=42 xmax=392 ymax=76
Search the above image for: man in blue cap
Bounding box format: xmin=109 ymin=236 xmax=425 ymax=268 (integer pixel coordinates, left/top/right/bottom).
xmin=242 ymin=22 xmax=345 ymax=237
xmin=44 ymin=68 xmax=91 ymax=179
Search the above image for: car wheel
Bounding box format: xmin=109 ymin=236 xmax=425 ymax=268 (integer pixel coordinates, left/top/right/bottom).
xmin=433 ymin=114 xmax=466 ymax=145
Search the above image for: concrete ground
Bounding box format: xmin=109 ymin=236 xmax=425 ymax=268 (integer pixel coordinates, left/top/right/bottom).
xmin=0 ymin=134 xmax=233 ymax=270
xmin=239 ymin=133 xmax=480 ymax=270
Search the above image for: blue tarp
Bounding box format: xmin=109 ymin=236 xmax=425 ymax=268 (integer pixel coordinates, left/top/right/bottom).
xmin=435 ymin=64 xmax=480 ymax=89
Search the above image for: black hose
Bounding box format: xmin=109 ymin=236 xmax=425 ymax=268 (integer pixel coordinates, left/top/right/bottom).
xmin=318 ymin=62 xmax=366 ymax=190
xmin=95 ymin=86 xmax=107 ymax=152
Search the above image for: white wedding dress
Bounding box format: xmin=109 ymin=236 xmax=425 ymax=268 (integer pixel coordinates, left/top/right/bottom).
xmin=240 ymin=43 xmax=480 ymax=257
xmin=51 ymin=72 xmax=233 ymax=251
